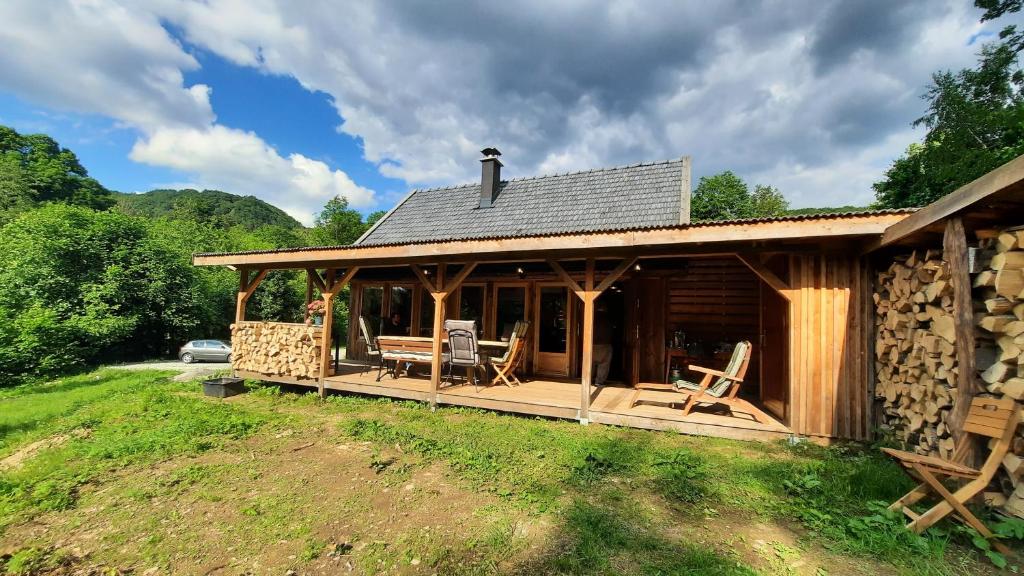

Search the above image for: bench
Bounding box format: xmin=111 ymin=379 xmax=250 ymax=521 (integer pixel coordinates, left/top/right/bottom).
xmin=377 ymin=336 xmax=435 ymax=378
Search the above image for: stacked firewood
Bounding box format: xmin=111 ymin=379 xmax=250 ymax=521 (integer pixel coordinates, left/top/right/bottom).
xmin=230 ymin=321 xmax=323 ymax=380
xmin=973 ymin=228 xmax=1024 ymax=515
xmin=874 ymin=250 xmax=958 ymax=459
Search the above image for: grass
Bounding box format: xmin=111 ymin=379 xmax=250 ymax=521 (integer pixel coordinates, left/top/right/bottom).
xmin=0 ymin=369 xmax=1015 ymax=575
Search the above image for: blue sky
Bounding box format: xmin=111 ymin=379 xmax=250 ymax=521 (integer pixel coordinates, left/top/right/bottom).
xmin=0 ymin=1 xmax=1004 ymax=225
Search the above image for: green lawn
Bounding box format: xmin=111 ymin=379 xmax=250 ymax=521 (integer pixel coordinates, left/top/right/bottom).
xmin=0 ymin=369 xmax=1015 ymax=575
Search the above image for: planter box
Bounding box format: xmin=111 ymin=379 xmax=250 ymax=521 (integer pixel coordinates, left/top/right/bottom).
xmin=202 ymin=377 xmax=246 ymax=398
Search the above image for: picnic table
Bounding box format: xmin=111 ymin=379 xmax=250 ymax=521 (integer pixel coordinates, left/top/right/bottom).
xmin=376 ymin=335 xmax=508 ymax=381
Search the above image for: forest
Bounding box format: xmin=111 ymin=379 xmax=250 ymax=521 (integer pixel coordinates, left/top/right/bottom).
xmin=0 ymin=124 xmax=382 ymax=385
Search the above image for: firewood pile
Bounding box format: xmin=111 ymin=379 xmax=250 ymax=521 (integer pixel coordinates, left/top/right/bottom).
xmin=874 ymin=249 xmax=958 ymax=459
xmin=873 ymin=226 xmax=1024 ymax=517
xmin=230 ymin=321 xmax=323 ymax=380
xmin=973 ymin=228 xmax=1024 ymax=515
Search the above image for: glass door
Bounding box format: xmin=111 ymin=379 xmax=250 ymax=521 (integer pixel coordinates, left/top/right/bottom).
xmin=534 ymin=285 xmax=571 ymax=376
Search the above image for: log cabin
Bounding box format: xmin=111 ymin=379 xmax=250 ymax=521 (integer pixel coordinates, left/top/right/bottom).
xmin=192 ymin=149 xmax=1024 ymax=446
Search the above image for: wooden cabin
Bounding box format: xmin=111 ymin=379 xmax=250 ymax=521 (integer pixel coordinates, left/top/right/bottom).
xmin=192 ymin=151 xmax=1024 ymax=444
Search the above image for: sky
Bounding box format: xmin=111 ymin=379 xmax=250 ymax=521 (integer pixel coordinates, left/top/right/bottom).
xmin=0 ymin=0 xmax=1007 ymax=225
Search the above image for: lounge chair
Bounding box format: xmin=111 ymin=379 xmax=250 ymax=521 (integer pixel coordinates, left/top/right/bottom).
xmin=882 ymin=396 xmax=1019 ymax=554
xmin=488 ymin=320 xmax=530 ymax=387
xmin=629 ymin=340 xmax=752 ymax=416
xmin=442 ymin=319 xmax=486 ymax=387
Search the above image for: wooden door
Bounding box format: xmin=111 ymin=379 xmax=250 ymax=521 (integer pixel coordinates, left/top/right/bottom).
xmin=534 ymin=284 xmax=572 ymax=376
xmin=624 ymin=278 xmax=665 ymax=385
xmin=760 ymin=281 xmax=789 ymax=421
xmin=636 ymin=278 xmax=666 ymax=383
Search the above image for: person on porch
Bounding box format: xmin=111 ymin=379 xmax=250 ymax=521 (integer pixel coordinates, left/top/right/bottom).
xmin=382 ymin=312 xmax=408 ymax=336
xmin=592 ymin=302 xmax=613 ymax=386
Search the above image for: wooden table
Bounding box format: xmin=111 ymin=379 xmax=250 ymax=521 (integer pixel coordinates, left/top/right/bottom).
xmin=379 ymin=336 xmax=508 ymax=384
xmin=382 ymin=335 xmax=509 ymax=349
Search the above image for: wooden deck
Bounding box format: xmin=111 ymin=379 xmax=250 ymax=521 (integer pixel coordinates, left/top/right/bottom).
xmin=317 ymin=362 xmax=792 ymax=441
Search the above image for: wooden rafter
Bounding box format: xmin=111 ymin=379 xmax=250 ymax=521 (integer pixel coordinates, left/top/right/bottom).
xmin=444 ymin=262 xmax=478 ymax=295
xmin=547 ymin=260 xmax=584 ymax=298
xmin=409 ymin=264 xmax=437 ymax=293
xmin=595 ymin=257 xmax=637 ymax=294
xmin=328 ymin=267 xmax=360 ymax=296
xmin=737 ymin=254 xmax=792 ymax=301
xmin=306 ymin=268 xmax=328 ymax=294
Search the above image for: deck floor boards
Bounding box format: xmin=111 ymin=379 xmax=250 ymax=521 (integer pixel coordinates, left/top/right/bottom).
xmin=319 ymin=362 xmax=792 ymax=440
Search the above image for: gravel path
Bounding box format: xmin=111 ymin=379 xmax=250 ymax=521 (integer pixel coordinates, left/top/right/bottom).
xmin=114 ymin=360 xmax=231 ymax=381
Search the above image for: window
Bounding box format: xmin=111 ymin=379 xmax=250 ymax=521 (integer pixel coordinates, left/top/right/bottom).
xmin=494 ymin=286 xmax=526 ymax=341
xmin=459 ymin=285 xmax=485 ymax=337
xmin=383 ymin=285 xmax=413 ymax=336
xmin=419 ymin=289 xmax=435 ymax=337
xmin=359 ymin=285 xmax=384 ymax=338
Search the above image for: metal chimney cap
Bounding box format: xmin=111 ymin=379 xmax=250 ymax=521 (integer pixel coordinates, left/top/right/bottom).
xmin=481 ymin=147 xmax=502 ymax=158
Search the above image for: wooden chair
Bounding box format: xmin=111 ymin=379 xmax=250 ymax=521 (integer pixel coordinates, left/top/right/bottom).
xmin=882 ymin=396 xmax=1019 ymax=554
xmin=488 ymin=320 xmax=530 ymax=388
xmin=629 ymin=341 xmax=752 ymax=416
xmin=358 ymin=316 xmax=386 ymax=381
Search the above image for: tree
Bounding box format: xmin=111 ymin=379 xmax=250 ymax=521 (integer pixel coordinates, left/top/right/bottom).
xmin=0 ymin=125 xmax=114 ymax=213
xmin=874 ymin=1 xmax=1024 ymax=207
xmin=691 ymin=171 xmax=753 ymax=221
xmin=690 ymin=171 xmax=788 ymax=221
xmin=750 ymin=184 xmax=789 ymax=217
xmin=311 ymin=195 xmax=376 ymax=245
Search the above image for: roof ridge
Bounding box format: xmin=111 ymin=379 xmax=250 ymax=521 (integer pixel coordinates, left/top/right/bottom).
xmin=401 ymin=157 xmax=682 ymax=195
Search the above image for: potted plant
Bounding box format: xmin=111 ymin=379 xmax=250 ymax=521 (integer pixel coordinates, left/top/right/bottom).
xmin=306 ymin=299 xmax=327 ymax=325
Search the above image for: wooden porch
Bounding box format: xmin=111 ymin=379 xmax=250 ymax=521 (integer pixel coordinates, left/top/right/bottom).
xmin=323 ymin=361 xmax=792 ymax=442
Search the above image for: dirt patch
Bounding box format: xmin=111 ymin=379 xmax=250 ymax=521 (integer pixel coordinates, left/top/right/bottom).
xmin=0 ymin=430 xmax=89 ymax=471
xmin=2 ymin=427 xmax=524 ymax=575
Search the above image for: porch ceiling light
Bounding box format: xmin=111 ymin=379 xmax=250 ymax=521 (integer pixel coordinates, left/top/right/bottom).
xmin=516 ymin=266 xmax=526 ymax=278
xmin=633 ymin=263 xmax=642 ymax=271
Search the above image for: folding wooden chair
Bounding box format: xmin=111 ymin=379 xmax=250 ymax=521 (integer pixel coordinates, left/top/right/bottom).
xmin=488 ymin=321 xmax=529 ymax=387
xmin=882 ymin=396 xmax=1019 ymax=555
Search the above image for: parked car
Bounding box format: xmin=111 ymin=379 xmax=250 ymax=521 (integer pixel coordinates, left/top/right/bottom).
xmin=179 ymin=339 xmax=232 ymax=363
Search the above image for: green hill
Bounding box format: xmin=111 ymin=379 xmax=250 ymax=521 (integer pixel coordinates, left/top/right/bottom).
xmin=115 ymin=188 xmax=303 ymax=230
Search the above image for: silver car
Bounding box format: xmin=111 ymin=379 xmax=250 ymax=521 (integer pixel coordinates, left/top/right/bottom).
xmin=179 ymin=339 xmax=232 ymax=363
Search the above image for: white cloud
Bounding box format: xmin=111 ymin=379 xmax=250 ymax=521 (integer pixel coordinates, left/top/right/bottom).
xmin=130 ymin=125 xmax=375 ymax=225
xmin=0 ymin=0 xmax=376 ymax=222
xmin=150 ymin=0 xmax=991 ymax=206
xmin=0 ymin=0 xmax=1005 ymax=213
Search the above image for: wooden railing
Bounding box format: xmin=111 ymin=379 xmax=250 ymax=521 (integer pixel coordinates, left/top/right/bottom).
xmin=231 ymin=321 xmax=323 ymax=381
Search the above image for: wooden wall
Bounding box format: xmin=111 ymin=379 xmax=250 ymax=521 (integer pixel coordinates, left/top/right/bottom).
xmin=665 ymin=258 xmax=761 ymax=388
xmin=788 ymin=254 xmax=871 ymax=440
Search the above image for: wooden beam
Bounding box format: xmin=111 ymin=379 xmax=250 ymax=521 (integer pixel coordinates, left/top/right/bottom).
xmin=944 ymin=217 xmax=981 ymax=466
xmin=444 ymin=262 xmax=478 ymax=294
xmin=327 ymin=267 xmax=360 ymax=296
xmin=595 ymin=257 xmax=637 ymax=294
xmin=580 ymin=261 xmax=596 ymax=423
xmin=318 ymin=292 xmax=335 ymax=397
xmin=245 ymin=268 xmax=270 ymax=297
xmin=429 ymin=263 xmax=447 ymax=404
xmin=547 ymin=259 xmax=584 ymax=298
xmin=306 ymin=268 xmax=327 ymax=294
xmin=878 ymin=154 xmax=1024 ymax=248
xmin=737 ymin=254 xmax=792 ymax=301
xmin=235 ymin=268 xmax=269 ymax=323
xmin=194 ymin=213 xmax=908 ymax=268
xmin=409 ymin=263 xmax=437 ymax=293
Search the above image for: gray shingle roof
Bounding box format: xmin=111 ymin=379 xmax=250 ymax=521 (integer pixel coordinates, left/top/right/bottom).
xmin=357 ymin=159 xmax=686 ymax=246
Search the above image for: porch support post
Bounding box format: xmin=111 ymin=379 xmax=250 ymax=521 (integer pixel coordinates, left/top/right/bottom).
xmin=428 ymin=263 xmax=447 ymax=407
xmin=944 ymin=217 xmax=981 ymax=466
xmin=580 ymin=259 xmax=596 ymax=423
xmin=318 ymin=266 xmax=360 ymax=398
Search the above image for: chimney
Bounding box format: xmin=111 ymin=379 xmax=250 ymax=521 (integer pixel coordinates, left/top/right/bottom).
xmin=479 ymin=147 xmax=502 ymax=208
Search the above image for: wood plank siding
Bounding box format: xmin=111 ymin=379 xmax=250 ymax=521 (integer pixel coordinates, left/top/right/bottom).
xmin=788 ymin=254 xmax=870 ymax=440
